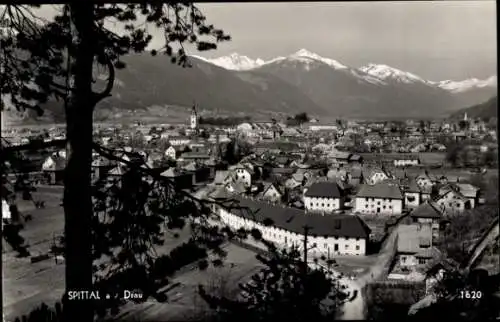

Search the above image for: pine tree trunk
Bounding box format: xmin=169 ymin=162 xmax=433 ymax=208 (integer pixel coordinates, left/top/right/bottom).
xmin=63 ymin=4 xmax=95 ymax=321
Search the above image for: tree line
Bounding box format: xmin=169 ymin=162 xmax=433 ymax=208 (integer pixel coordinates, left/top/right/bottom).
xmin=199 ymin=115 xmax=251 ymax=126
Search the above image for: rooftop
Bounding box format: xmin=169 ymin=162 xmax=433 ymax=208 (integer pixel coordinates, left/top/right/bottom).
xmin=357 ymin=183 xmax=403 ymax=200
xmin=304 ymin=182 xmax=343 ymax=198
xmin=213 ymin=192 xmax=371 ymax=239
xmin=410 ymin=202 xmax=443 ymax=219
xmin=396 ymin=224 xmax=433 ymax=254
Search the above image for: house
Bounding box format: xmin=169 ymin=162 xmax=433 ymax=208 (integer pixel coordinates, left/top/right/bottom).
xmin=416 ymin=171 xmax=434 ymax=189
xmin=403 ymin=178 xmax=422 ymax=209
xmin=213 ymin=170 xmax=233 ymax=186
xmin=214 ymin=193 xmax=371 ymax=256
xmin=434 ymin=187 xmax=472 ymax=213
xmin=117 ymin=151 xmax=145 ymax=167
xmin=328 ymin=150 xmax=351 ymax=165
xmin=304 ymin=182 xmax=344 ymax=213
xmin=168 ymin=136 xmax=191 ymax=146
xmin=165 ymin=146 xmax=179 ymax=160
xmin=160 ymin=168 xmax=194 ymax=189
xmin=41 ymin=154 xmax=66 ymax=185
xmin=348 ymin=154 xmax=363 ymax=165
xmin=410 ymin=202 xmax=444 ymax=241
xmin=395 ymin=224 xmax=435 ymax=267
xmin=107 ymin=164 xmax=126 ymax=178
xmin=363 ymin=167 xmax=390 ymax=185
xmin=408 ymin=132 xmax=424 ymax=141
xmin=410 ymin=143 xmax=427 ymax=153
xmin=178 ymin=152 xmax=211 ymax=163
xmin=224 ymin=181 xmax=248 ymax=195
xmin=183 ymin=162 xmax=197 ymax=172
xmin=326 ymin=167 xmax=348 ymax=182
xmin=455 ymin=183 xmax=480 ymax=208
xmin=285 ymin=174 xmax=303 ymax=189
xmin=394 ymin=154 xmax=420 ymax=167
xmin=190 ymin=166 xmax=213 ymax=184
xmin=258 ymin=182 xmax=283 ymax=203
xmin=354 ymin=183 xmax=403 ymax=215
xmin=274 ymin=156 xmax=291 ymax=167
xmin=420 ymin=185 xmax=433 ymax=202
xmin=91 ymin=156 xmax=114 ymax=180
xmin=229 ymin=163 xmax=255 ymax=188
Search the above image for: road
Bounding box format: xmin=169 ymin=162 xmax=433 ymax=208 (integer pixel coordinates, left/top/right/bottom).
xmin=335 ymin=228 xmax=399 ymax=320
xmin=339 ymin=278 xmax=364 ymax=320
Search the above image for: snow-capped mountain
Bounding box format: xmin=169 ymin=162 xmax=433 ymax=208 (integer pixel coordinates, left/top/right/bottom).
xmin=358 ymin=63 xmax=428 ymax=84
xmin=430 ymin=76 xmax=497 ymax=93
xmin=191 ymin=53 xmax=265 ymax=71
xmin=191 ymin=50 xmax=496 ymax=96
xmin=286 ymin=48 xmax=348 ymax=70
xmin=192 ymin=49 xmax=349 ymax=71
xmin=349 ymin=69 xmax=388 ymax=86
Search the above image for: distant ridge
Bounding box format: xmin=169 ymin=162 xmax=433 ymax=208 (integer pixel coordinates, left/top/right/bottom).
xmin=449 ymin=96 xmax=497 ymax=121
xmin=4 ymin=49 xmax=497 ymax=123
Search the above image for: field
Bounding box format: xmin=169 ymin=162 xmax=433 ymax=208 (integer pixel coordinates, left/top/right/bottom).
xmin=2 ymin=187 xmax=263 ymax=322
xmin=3 ymin=188 xmax=66 ymax=321
xmin=114 ymin=243 xmax=263 ymax=321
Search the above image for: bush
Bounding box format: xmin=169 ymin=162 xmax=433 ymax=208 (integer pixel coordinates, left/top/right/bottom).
xmin=366 ymin=281 xmax=426 ymax=320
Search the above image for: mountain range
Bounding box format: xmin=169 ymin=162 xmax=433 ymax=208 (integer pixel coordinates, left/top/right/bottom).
xmin=4 ymin=48 xmax=497 ymax=123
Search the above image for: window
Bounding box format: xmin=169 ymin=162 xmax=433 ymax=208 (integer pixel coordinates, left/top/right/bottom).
xmin=356 ymin=245 xmax=360 ymax=251
xmin=383 ymin=206 xmax=386 ymax=209
xmin=324 ymin=243 xmax=328 ymax=249
xmin=418 ymin=258 xmax=427 ymax=265
xmin=345 ymin=244 xmax=349 ymax=249
xmin=322 ymin=203 xmax=324 ymax=207
xmin=377 ymin=201 xmax=381 ymax=205
xmin=401 ymin=256 xmax=406 ymax=263
xmin=365 ymin=204 xmax=368 ymax=208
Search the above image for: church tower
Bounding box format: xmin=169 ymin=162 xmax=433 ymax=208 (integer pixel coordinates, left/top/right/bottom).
xmin=190 ymin=104 xmax=198 ymax=131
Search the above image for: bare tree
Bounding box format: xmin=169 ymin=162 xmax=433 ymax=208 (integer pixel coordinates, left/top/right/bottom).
xmin=1 ymin=3 xmax=229 ymax=320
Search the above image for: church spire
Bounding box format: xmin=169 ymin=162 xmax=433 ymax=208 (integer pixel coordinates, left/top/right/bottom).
xmin=190 ymin=101 xmax=199 ymax=131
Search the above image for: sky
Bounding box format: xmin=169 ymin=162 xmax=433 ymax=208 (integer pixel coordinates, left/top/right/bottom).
xmin=185 ymin=1 xmax=496 ymax=81
xmin=30 ymin=1 xmax=497 ymax=81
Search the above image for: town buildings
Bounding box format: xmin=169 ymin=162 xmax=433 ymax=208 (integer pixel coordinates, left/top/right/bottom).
xmin=354 ymin=183 xmax=404 ymax=215
xmin=215 ymin=192 xmax=371 ymax=257
xmin=303 ymin=182 xmax=344 ymax=213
